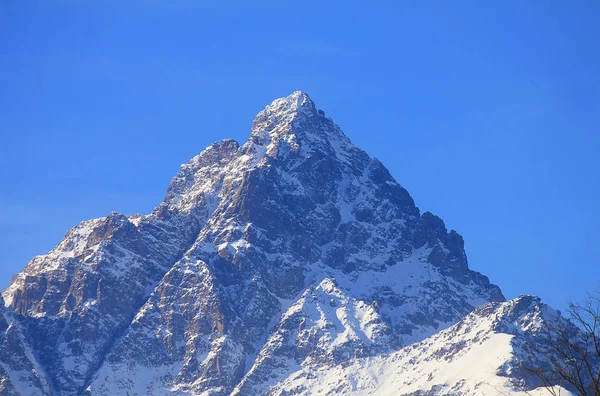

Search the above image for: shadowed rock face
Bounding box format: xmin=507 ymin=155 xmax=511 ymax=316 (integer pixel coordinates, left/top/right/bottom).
xmin=0 ymin=295 xmax=52 ymax=395
xmin=2 ymin=92 xmax=507 ymax=395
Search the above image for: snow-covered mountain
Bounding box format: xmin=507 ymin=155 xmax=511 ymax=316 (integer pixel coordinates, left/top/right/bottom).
xmin=261 ymin=295 xmax=574 ymax=396
xmin=0 ymin=92 xmax=570 ymax=395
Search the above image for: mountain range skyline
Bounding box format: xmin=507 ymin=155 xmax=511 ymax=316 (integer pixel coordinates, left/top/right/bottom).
xmin=3 ymin=2 xmax=600 ymax=394
xmin=0 ymin=91 xmax=584 ymax=395
xmin=3 ymin=2 xmax=600 ymax=314
xmin=2 ymin=91 xmax=597 ymax=313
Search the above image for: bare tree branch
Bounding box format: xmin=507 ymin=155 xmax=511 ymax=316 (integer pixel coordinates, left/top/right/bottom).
xmin=512 ymin=288 xmax=600 ymax=395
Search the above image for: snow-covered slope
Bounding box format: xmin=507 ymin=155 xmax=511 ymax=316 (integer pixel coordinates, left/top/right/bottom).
xmin=0 ymin=92 xmax=568 ymax=395
xmin=261 ymin=295 xmax=573 ymax=396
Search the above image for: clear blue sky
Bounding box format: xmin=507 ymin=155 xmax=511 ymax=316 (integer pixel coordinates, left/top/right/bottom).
xmin=1 ymin=1 xmax=599 ymax=311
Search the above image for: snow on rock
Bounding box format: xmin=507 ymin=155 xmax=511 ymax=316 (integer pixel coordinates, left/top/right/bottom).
xmin=0 ymin=295 xmax=52 ymax=395
xmin=264 ymin=296 xmax=575 ymax=396
xmin=0 ymin=92 xmax=563 ymax=396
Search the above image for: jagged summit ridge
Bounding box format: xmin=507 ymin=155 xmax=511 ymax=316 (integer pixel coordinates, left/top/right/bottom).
xmin=0 ymin=92 xmax=522 ymax=396
xmin=249 ymin=90 xmax=362 ymax=168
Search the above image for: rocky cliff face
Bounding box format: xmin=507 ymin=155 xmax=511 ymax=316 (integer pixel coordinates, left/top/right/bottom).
xmin=0 ymin=92 xmax=560 ymax=395
xmin=0 ymin=295 xmax=51 ymax=395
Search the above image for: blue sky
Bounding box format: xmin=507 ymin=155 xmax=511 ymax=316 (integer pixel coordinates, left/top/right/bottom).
xmin=1 ymin=1 xmax=599 ymax=311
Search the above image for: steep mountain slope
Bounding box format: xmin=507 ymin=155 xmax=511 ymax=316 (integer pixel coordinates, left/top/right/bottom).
xmin=0 ymin=295 xmax=51 ymax=395
xmin=0 ymin=91 xmax=560 ymax=395
xmin=260 ymin=295 xmax=574 ymax=395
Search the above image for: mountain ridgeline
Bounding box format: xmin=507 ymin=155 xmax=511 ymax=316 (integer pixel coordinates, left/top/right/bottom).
xmin=0 ymin=92 xmax=571 ymax=395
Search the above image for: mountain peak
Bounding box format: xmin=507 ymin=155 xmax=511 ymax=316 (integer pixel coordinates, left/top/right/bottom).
xmin=267 ymin=90 xmax=314 ymax=113
xmin=252 ymin=91 xmax=314 ymax=124
xmin=250 ymin=91 xmax=316 ymax=140
xmin=1 ymin=92 xmax=516 ymax=396
xmin=247 ymin=90 xmax=366 ymax=173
